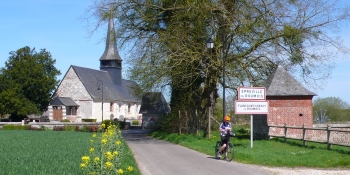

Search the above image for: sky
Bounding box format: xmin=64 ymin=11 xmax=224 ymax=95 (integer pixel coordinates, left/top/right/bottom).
xmin=1 ymin=0 xmax=350 ymax=104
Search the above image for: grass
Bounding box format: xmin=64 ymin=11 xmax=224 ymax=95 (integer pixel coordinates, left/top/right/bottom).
xmin=0 ymin=130 xmax=141 ymax=175
xmin=150 ymin=127 xmax=350 ymax=168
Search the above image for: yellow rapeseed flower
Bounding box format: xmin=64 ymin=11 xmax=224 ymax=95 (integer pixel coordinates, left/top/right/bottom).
xmin=105 ymin=151 xmax=113 ymax=160
xmin=118 ymin=168 xmax=124 ymax=174
xmin=104 ymin=161 xmax=113 ymax=169
xmin=89 ymin=147 xmax=94 ymax=153
xmin=81 ymin=156 xmax=90 ymax=163
xmin=102 ymin=139 xmax=107 ymax=145
xmin=94 ymin=157 xmax=100 ymax=162
xmin=113 ymin=151 xmax=118 ymax=156
xmin=127 ymin=166 xmax=133 ymax=172
xmin=90 ymin=139 xmax=94 ymax=143
xmin=115 ymin=140 xmax=122 ymax=145
xmin=102 ymin=123 xmax=106 ymax=128
xmin=92 ymin=134 xmax=96 ymax=138
xmin=80 ymin=163 xmax=87 ymax=168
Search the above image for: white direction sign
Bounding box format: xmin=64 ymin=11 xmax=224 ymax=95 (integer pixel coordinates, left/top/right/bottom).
xmin=235 ymin=101 xmax=269 ymax=114
xmin=238 ymin=87 xmax=266 ymax=100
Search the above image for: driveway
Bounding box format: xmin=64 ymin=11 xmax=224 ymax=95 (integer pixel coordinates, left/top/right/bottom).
xmin=122 ymin=129 xmax=272 ymax=175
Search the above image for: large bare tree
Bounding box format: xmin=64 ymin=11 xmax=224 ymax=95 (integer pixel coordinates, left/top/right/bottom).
xmin=84 ymin=0 xmax=350 ymax=134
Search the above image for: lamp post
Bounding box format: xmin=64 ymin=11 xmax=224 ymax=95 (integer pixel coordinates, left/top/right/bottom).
xmin=97 ymin=80 xmax=104 ymax=122
xmin=222 ymin=39 xmax=225 ymax=122
xmin=206 ymin=37 xmax=214 ymax=138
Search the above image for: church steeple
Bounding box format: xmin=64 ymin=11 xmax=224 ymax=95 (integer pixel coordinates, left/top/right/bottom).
xmin=100 ymin=16 xmax=123 ymax=85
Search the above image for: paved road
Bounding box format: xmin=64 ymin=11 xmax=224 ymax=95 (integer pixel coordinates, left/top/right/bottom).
xmin=122 ymin=129 xmax=273 ymax=175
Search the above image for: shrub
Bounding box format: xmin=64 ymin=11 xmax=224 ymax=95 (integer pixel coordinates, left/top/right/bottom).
xmin=53 ymin=126 xmax=64 ymax=131
xmin=64 ymin=125 xmax=76 ymax=131
xmin=2 ymin=125 xmax=30 ymax=130
xmin=87 ymin=125 xmax=99 ymax=132
xmin=60 ymin=119 xmax=71 ymax=122
xmin=82 ymin=119 xmax=97 ymax=122
xmin=102 ymin=120 xmax=119 ymax=130
xmin=132 ymin=120 xmax=139 ymax=125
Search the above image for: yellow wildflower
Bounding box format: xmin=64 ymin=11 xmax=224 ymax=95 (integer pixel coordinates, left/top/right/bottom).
xmin=81 ymin=156 xmax=90 ymax=163
xmin=89 ymin=147 xmax=94 ymax=153
xmin=113 ymin=151 xmax=118 ymax=156
xmin=127 ymin=166 xmax=133 ymax=172
xmin=80 ymin=163 xmax=87 ymax=168
xmin=118 ymin=168 xmax=124 ymax=174
xmin=92 ymin=134 xmax=96 ymax=138
xmin=104 ymin=161 xmax=113 ymax=169
xmin=115 ymin=140 xmax=122 ymax=145
xmin=90 ymin=139 xmax=94 ymax=143
xmin=102 ymin=123 xmax=106 ymax=128
xmin=102 ymin=139 xmax=107 ymax=145
xmin=94 ymin=157 xmax=100 ymax=162
xmin=105 ymin=151 xmax=113 ymax=160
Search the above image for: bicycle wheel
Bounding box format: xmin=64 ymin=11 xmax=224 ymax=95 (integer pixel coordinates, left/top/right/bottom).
xmin=215 ymin=141 xmax=221 ymax=157
xmin=226 ymin=143 xmax=235 ymax=161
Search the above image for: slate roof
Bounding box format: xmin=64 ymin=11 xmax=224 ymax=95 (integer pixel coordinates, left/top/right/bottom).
xmin=264 ymin=65 xmax=317 ymax=96
xmin=139 ymin=92 xmax=170 ymax=114
xmin=50 ymin=97 xmax=79 ymax=106
xmin=71 ymin=65 xmax=140 ymax=102
xmin=100 ymin=17 xmax=122 ymax=61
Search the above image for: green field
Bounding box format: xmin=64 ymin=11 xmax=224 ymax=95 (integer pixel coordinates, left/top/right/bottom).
xmin=150 ymin=129 xmax=350 ymax=168
xmin=0 ymin=130 xmax=140 ymax=175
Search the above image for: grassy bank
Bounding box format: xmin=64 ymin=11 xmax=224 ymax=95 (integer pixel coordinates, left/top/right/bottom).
xmin=0 ymin=130 xmax=140 ymax=175
xmin=150 ymin=128 xmax=350 ymax=168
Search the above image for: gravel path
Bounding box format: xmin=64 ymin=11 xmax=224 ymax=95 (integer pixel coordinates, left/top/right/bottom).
xmin=262 ymin=167 xmax=350 ymax=175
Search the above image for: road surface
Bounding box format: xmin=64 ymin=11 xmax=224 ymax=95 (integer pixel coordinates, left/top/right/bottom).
xmin=122 ymin=129 xmax=273 ymax=175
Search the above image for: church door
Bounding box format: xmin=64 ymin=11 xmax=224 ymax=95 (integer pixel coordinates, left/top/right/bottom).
xmin=53 ymin=106 xmax=63 ymax=121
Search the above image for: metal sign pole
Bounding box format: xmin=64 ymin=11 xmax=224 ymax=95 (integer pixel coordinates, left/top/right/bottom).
xmin=250 ymin=114 xmax=253 ymax=148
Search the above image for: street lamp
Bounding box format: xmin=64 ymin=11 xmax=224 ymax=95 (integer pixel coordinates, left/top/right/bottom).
xmin=97 ymin=80 xmax=104 ymax=122
xmin=206 ymin=37 xmax=214 ymax=49
xmin=206 ymin=37 xmax=214 ymax=138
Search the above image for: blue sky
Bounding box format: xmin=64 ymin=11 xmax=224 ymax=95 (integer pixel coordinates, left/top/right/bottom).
xmin=1 ymin=0 xmax=350 ymax=104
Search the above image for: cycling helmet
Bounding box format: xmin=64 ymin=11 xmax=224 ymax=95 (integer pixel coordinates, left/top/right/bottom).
xmin=224 ymin=115 xmax=230 ymax=122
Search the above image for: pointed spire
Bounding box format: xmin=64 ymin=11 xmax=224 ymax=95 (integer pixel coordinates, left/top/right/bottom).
xmin=99 ymin=16 xmax=122 ymax=61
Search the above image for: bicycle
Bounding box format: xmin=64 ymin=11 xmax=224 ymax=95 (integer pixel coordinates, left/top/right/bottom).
xmin=215 ymin=131 xmax=235 ymax=161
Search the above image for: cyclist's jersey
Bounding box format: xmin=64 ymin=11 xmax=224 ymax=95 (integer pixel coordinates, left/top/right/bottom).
xmin=219 ymin=122 xmax=232 ymax=137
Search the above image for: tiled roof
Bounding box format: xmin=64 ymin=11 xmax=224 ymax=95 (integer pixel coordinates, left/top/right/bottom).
xmin=51 ymin=97 xmax=79 ymax=106
xmin=71 ymin=65 xmax=140 ymax=102
xmin=139 ymin=92 xmax=170 ymax=114
xmin=264 ymin=65 xmax=317 ymax=96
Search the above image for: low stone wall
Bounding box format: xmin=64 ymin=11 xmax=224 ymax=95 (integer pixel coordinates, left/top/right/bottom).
xmin=0 ymin=121 xmax=100 ymax=129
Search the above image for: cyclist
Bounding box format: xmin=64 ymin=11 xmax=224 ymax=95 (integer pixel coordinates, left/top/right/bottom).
xmin=217 ymin=115 xmax=232 ymax=159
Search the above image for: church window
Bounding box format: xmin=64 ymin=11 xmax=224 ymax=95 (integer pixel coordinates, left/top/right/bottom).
xmin=66 ymin=106 xmax=77 ymax=115
xmin=110 ymin=103 xmax=114 ymax=112
xmin=128 ymin=104 xmax=131 ymax=112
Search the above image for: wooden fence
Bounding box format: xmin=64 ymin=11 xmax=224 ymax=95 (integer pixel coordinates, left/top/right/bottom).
xmin=268 ymin=124 xmax=350 ymax=150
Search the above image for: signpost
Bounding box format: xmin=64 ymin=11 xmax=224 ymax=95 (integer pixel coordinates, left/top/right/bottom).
xmin=235 ymin=87 xmax=268 ymax=148
xmin=235 ymin=101 xmax=269 ymax=114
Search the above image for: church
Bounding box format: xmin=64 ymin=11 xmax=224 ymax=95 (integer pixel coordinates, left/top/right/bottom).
xmin=47 ymin=17 xmax=141 ymax=122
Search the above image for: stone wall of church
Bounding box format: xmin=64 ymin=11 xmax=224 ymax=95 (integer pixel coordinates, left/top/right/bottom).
xmin=54 ymin=67 xmax=91 ymax=100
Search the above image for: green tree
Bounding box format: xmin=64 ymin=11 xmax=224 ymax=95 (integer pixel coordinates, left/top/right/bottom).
xmin=85 ymin=0 xmax=350 ymax=133
xmin=0 ymin=46 xmax=61 ymax=121
xmin=313 ymin=97 xmax=350 ymax=122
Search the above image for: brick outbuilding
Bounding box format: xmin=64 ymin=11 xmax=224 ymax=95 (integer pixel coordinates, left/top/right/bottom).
xmin=253 ymin=65 xmax=317 ymax=139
